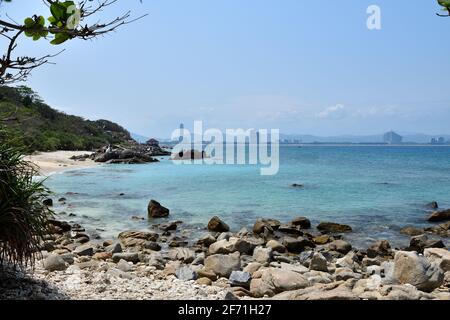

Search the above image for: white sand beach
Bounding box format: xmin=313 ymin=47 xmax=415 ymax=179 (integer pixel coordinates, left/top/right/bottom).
xmin=25 ymin=151 xmax=99 ymax=176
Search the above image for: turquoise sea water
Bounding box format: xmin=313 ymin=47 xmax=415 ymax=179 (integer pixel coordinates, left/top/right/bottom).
xmin=45 ymin=146 xmax=450 ymax=248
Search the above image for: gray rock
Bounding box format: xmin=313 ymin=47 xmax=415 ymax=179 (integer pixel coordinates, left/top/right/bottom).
xmin=204 ymin=252 xmax=241 ymax=278
xmin=229 ymin=271 xmax=252 ymax=288
xmin=299 ymin=250 xmax=315 ymax=266
xmin=43 ymin=254 xmax=67 ymax=271
xmin=328 ymin=240 xmax=352 ymax=254
xmin=144 ymin=241 xmax=161 ymax=251
xmin=393 ymin=251 xmax=444 ymax=292
xmin=117 ymin=259 xmax=133 ymax=272
xmin=176 ymin=266 xmax=197 ymax=281
xmin=197 ymin=234 xmax=216 ymax=247
xmin=59 ymin=253 xmax=75 ymax=265
xmin=112 ymin=252 xmax=140 ymax=264
xmin=309 ymin=253 xmax=328 ymax=272
xmin=253 ymin=246 xmax=273 ymax=264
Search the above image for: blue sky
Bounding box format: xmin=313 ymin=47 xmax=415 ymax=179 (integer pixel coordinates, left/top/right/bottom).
xmin=2 ymin=1 xmax=450 ymax=137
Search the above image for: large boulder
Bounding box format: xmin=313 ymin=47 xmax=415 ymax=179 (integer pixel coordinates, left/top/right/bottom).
xmin=424 ymin=248 xmax=450 ymax=272
xmin=250 ymin=268 xmax=309 ymax=297
xmin=428 ymin=209 xmax=450 ymax=222
xmin=207 ymin=216 xmax=230 ymax=232
xmin=317 ymin=222 xmax=352 ymax=234
xmin=204 ymin=252 xmax=241 ymax=278
xmin=393 ymin=251 xmax=444 ymax=292
xmin=148 ymin=200 xmax=170 ymax=218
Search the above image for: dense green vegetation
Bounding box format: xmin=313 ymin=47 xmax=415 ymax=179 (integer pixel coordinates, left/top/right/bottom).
xmin=0 ymin=86 xmax=133 ymax=152
xmin=0 ymin=142 xmax=53 ymax=267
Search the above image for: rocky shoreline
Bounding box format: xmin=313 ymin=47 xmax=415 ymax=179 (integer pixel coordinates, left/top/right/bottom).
xmin=1 ymin=199 xmax=450 ymax=300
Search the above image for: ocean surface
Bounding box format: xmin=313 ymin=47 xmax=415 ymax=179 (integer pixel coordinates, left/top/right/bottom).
xmin=45 ymin=146 xmax=450 ymax=248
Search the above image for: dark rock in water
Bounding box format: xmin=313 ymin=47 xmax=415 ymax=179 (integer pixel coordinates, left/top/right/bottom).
xmin=367 ymin=240 xmax=391 ymax=258
xmin=92 ymin=144 xmax=168 ymax=164
xmin=291 ymin=183 xmax=304 ymax=188
xmin=425 ymin=202 xmax=439 ymax=210
xmin=428 ymin=209 xmax=450 ymax=222
xmin=317 ymin=222 xmax=352 ymax=234
xmin=283 ymin=237 xmax=315 ymax=253
xmin=400 ymin=226 xmax=424 ymax=236
xmin=148 ymin=200 xmax=170 ymax=218
xmin=408 ymin=235 xmax=445 ymax=253
xmin=131 ymin=216 xmax=145 ymax=221
xmin=291 ymin=217 xmax=311 ymax=229
xmin=58 ymin=197 xmax=67 ymax=202
xmin=229 ymin=271 xmax=252 ymax=288
xmin=43 ymin=198 xmax=53 ymax=207
xmin=176 ymin=266 xmax=197 ymax=281
xmin=207 ymin=216 xmax=230 ymax=232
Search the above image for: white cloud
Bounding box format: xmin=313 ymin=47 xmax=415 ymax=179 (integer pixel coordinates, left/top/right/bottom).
xmin=316 ymin=104 xmax=347 ymax=119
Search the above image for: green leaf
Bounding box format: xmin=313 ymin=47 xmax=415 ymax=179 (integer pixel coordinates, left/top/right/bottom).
xmin=38 ymin=16 xmax=45 ymax=27
xmin=50 ymin=32 xmax=70 ymax=45
xmin=24 ymin=17 xmax=34 ymax=28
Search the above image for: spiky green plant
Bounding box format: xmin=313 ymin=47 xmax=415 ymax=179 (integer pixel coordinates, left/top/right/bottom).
xmin=0 ymin=136 xmax=53 ymax=268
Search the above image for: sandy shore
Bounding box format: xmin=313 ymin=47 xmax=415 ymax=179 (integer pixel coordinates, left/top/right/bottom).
xmin=25 ymin=151 xmax=99 ymax=176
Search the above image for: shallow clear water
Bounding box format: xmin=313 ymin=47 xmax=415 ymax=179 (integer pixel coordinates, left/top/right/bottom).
xmin=45 ymin=146 xmax=450 ymax=248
